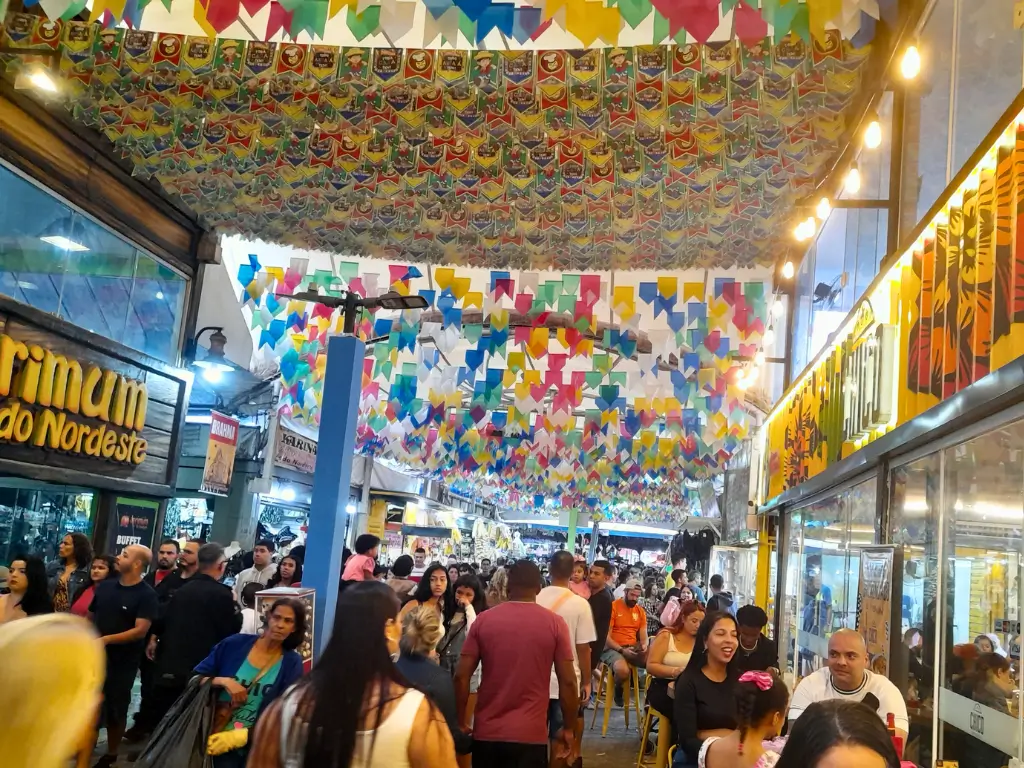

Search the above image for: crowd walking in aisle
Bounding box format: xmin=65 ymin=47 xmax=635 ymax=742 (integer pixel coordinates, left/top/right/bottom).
xmin=0 ymin=541 xmax=920 ymax=768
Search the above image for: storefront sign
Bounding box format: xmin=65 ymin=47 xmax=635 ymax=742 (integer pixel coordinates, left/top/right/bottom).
xmin=842 ymin=323 xmax=897 ymax=442
xmin=856 ymin=546 xmax=894 ymax=676
xmin=762 ymin=298 xmax=898 ymax=501
xmin=108 ymin=499 xmax=157 ymax=552
xmin=367 ymin=498 xmax=387 ymax=539
xmin=274 ymin=425 xmax=317 ymax=474
xmin=0 ymin=297 xmax=189 ymax=496
xmin=200 ymin=411 xmax=239 ymax=496
xmin=0 ymin=333 xmax=150 ymax=464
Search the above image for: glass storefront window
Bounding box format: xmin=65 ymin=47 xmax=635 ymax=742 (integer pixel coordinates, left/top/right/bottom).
xmin=0 ymin=162 xmax=187 ymax=363
xmin=936 ymin=421 xmax=1024 ymax=766
xmin=888 ymin=420 xmax=1024 ymax=765
xmin=0 ymin=480 xmax=96 ymax=565
xmin=890 ymin=453 xmax=942 ymax=767
xmin=781 ymin=477 xmax=879 ymax=688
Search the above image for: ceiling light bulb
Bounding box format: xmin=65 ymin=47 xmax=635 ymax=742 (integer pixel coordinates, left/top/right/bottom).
xmin=738 ymin=377 xmax=751 ymax=391
xmin=202 ymin=367 xmax=223 ymax=383
xmin=900 ymin=45 xmax=921 ymax=80
xmin=755 ymin=351 xmax=766 ymax=366
xmin=816 ymin=197 xmax=831 ymax=220
xmin=29 ymin=70 xmax=58 ymax=93
xmin=772 ymin=299 xmax=784 ymax=318
xmin=735 ymin=369 xmax=746 ymax=382
xmin=845 ymin=165 xmax=862 ymax=195
xmin=803 ymin=216 xmax=817 ymax=239
xmin=781 ymin=261 xmax=796 ymax=280
xmin=864 ymin=120 xmax=882 ymax=149
xmin=156 ymin=291 xmax=165 ymax=300
xmin=764 ymin=328 xmax=776 ymax=346
xmin=793 ymin=221 xmax=807 ymax=241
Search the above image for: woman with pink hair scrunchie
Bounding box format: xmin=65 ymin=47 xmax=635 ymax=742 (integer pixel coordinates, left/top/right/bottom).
xmin=697 ymin=669 xmax=790 ymax=768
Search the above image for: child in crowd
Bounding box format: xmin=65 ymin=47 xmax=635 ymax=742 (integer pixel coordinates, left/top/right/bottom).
xmin=240 ymin=582 xmax=262 ymax=634
xmin=698 ymin=669 xmax=790 ymax=768
xmin=569 ymin=560 xmax=591 ymax=598
xmin=340 ymin=534 xmax=381 ymax=582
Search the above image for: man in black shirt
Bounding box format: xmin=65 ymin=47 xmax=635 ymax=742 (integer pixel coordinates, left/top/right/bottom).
xmin=735 ymin=604 xmax=779 ymax=673
xmin=587 ymin=560 xmax=614 ymax=684
xmin=90 ymin=544 xmax=159 ymax=768
xmin=145 ymin=542 xmax=241 ymax=728
xmin=127 ymin=537 xmax=203 ymax=741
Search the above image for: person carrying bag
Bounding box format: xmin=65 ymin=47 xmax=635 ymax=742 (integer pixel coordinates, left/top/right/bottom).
xmin=135 ymin=678 xmax=217 ymax=768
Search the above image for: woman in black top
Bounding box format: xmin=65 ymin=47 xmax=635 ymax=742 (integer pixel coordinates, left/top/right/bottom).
xmin=675 ymin=610 xmax=739 ymax=763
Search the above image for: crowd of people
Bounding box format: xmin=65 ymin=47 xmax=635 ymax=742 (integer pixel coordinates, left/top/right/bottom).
xmin=0 ymin=537 xmax=913 ymax=768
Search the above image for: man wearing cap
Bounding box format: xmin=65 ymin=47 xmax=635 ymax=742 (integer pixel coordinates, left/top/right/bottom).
xmin=601 ymin=578 xmax=648 ymax=707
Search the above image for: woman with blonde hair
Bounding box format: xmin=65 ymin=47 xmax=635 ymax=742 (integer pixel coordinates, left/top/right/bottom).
xmin=486 ymin=566 xmax=508 ymax=607
xmin=0 ymin=613 xmax=104 ymax=767
xmin=397 ymin=605 xmax=471 ymax=755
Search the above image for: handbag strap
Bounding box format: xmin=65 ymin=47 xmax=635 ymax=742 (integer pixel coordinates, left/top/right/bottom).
xmin=437 ymin=620 xmax=467 ymax=658
xmin=245 ymin=651 xmax=283 ymax=693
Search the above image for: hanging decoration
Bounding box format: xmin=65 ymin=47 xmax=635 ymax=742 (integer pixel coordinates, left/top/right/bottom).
xmin=2 ymin=18 xmax=872 ymax=270
xmin=16 ymin=0 xmax=899 ymax=50
xmin=232 ymin=251 xmax=770 ymax=516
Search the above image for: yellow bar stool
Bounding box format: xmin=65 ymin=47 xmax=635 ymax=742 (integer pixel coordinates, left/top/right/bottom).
xmin=589 ymin=663 xmax=643 ymax=736
xmin=636 ymin=704 xmax=672 ymax=768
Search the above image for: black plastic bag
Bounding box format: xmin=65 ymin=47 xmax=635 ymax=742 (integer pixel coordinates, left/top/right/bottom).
xmin=135 ymin=677 xmax=215 ymax=768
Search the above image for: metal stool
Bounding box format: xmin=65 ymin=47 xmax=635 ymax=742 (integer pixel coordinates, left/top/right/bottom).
xmin=636 ymin=704 xmax=672 ymax=768
xmin=590 ymin=662 xmax=643 ymax=735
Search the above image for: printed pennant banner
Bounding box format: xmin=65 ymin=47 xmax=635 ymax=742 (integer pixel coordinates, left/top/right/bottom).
xmin=2 ymin=17 xmax=872 ymax=271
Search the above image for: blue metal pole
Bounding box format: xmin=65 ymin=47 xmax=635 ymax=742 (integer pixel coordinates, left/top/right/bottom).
xmin=303 ymin=334 xmax=364 ymax=657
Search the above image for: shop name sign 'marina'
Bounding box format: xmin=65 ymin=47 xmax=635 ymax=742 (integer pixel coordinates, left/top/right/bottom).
xmin=0 ymin=333 xmax=149 ymax=464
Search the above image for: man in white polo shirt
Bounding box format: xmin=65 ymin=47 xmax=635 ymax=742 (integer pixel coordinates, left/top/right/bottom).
xmin=789 ymin=628 xmax=908 ymax=740
xmin=538 ymin=550 xmax=597 ymax=768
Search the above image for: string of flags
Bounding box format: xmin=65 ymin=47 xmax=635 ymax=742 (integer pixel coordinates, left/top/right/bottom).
xmin=236 ymin=253 xmax=770 ymax=516
xmin=20 ymin=0 xmax=899 ymax=50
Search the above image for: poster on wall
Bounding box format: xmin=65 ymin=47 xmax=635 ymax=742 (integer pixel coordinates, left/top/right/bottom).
xmin=200 ymin=411 xmax=239 ymax=496
xmin=856 ymin=546 xmax=896 ymax=677
xmin=108 ymin=500 xmax=156 ymax=554
xmin=274 ymin=425 xmax=317 ymax=474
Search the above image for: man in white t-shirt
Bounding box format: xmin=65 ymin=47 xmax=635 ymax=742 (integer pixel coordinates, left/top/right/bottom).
xmin=538 ymin=550 xmax=597 ymax=768
xmin=409 ymin=547 xmax=428 ymax=583
xmin=788 ymin=628 xmax=908 ymax=739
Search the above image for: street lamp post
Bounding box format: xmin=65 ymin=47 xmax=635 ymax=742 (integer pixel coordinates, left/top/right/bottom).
xmin=282 ymin=288 xmax=427 ymax=656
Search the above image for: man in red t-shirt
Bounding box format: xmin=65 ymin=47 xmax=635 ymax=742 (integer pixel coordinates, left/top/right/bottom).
xmin=455 ymin=560 xmax=580 ymax=768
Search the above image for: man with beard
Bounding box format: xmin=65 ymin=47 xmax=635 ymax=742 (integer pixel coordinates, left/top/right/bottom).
xmin=601 ymin=578 xmax=649 ymax=707
xmin=144 ymin=539 xmax=179 ymax=588
xmin=126 ymin=538 xmax=202 ymax=742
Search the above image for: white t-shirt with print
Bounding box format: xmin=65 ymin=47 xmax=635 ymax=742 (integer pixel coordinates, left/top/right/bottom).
xmin=788 ymin=667 xmax=908 ymax=733
xmin=537 ymin=585 xmax=598 ymax=699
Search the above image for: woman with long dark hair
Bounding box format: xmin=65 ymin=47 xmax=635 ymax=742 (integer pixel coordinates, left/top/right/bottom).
xmin=267 ymin=555 xmax=303 ymax=588
xmin=47 ymin=533 xmax=93 ymax=612
xmin=247 ymin=581 xmax=457 ymax=768
xmin=646 ymin=599 xmax=704 ymax=721
xmin=197 ymin=598 xmax=307 ymax=767
xmin=774 ymin=700 xmax=900 ymax=768
xmin=399 ymin=563 xmax=455 ymax=629
xmin=69 ymin=555 xmax=118 ymax=617
xmin=0 ymin=556 xmax=53 ymax=624
xmin=675 ymin=610 xmax=739 ymax=764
